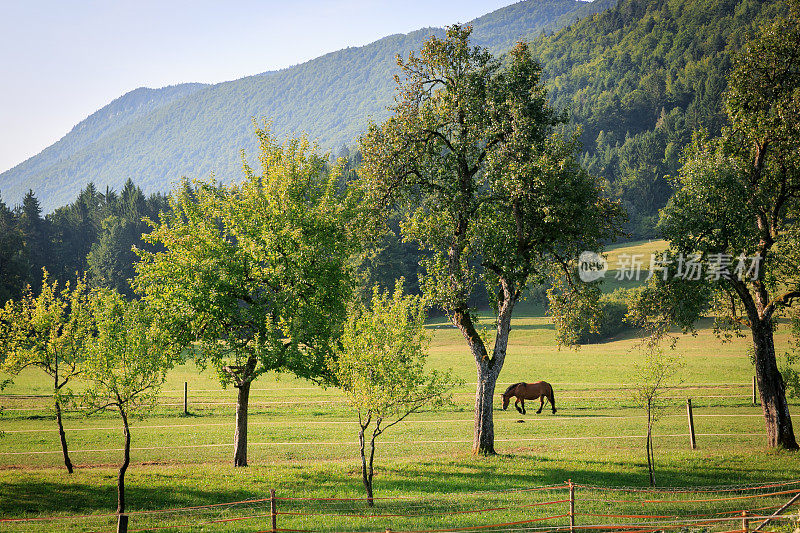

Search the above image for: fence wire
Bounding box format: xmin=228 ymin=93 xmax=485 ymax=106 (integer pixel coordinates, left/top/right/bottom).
xmin=2 ymin=481 xmax=799 ymax=533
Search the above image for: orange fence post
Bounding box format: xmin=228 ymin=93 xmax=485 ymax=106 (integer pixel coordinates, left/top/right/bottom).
xmin=568 ymin=479 xmax=575 ymax=533
xmin=742 ymin=510 xmax=749 ymax=533
xmin=270 ymin=489 xmax=277 ymax=532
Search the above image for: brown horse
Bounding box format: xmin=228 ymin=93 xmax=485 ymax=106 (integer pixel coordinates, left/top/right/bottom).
xmin=501 ymin=381 xmax=556 ymax=415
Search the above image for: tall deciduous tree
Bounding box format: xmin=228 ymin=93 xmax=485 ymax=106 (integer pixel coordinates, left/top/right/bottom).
xmin=81 ymin=289 xmax=179 ymax=526
xmin=0 ymin=271 xmax=93 ymax=473
xmin=332 ymin=282 xmax=456 ymax=506
xmin=360 ymin=25 xmax=622 ymax=454
xmin=630 ymin=4 xmax=800 ymax=449
xmin=134 ymin=127 xmax=358 ymax=466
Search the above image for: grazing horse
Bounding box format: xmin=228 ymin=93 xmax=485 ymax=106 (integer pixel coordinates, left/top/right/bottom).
xmin=501 ymin=381 xmax=556 ymax=415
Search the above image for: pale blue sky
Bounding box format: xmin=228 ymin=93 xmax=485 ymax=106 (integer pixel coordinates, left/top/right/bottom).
xmin=0 ymin=0 xmax=516 ymax=174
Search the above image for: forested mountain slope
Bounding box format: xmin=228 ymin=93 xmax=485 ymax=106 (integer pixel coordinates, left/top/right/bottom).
xmin=1 ymin=84 xmax=207 ymax=206
xmin=529 ymin=0 xmax=786 ymax=235
xmin=0 ymin=0 xmax=595 ymax=211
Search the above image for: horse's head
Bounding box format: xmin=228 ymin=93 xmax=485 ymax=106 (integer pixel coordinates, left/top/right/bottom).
xmin=501 ymin=393 xmax=510 ymax=410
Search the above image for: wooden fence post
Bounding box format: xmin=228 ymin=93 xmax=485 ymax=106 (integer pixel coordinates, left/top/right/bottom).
xmin=117 ymin=514 xmax=128 ymax=533
xmin=568 ymin=479 xmax=575 ymax=533
xmin=742 ymin=510 xmax=749 ymax=533
xmin=270 ymin=488 xmax=277 ymax=533
xmin=686 ymin=398 xmax=697 ymax=450
xmin=183 ymin=382 xmax=188 ymax=416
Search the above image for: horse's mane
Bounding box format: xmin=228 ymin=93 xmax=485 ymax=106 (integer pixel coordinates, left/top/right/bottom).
xmin=503 ymin=382 xmax=525 ymax=395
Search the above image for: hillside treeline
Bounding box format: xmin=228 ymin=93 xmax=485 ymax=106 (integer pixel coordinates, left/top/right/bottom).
xmin=0 ymin=0 xmax=789 ymax=301
xmin=529 ymin=0 xmax=786 ymax=235
xmin=0 ymin=181 xmax=168 ymax=302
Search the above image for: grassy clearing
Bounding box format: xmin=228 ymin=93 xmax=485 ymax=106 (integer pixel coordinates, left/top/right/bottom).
xmin=1 ymin=239 xmax=799 ymax=531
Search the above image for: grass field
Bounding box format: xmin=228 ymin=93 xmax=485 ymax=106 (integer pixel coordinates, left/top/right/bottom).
xmin=2 ymin=240 xmax=799 ymax=532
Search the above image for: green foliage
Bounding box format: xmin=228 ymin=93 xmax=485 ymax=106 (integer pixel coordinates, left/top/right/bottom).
xmin=650 ymin=0 xmax=800 ymax=331
xmin=333 ymin=281 xmax=457 ymax=503
xmin=575 ymin=288 xmax=635 ymax=344
xmin=334 ymin=282 xmax=455 ymax=417
xmin=0 ymin=194 xmax=27 ymax=305
xmin=134 ymin=126 xmax=358 ymax=387
xmin=628 ymin=5 xmax=800 ymax=448
xmin=0 ymin=271 xmax=93 ymax=402
xmin=626 ymin=261 xmax=715 ymax=347
xmin=18 ymin=191 xmax=49 ymax=292
xmin=81 ymin=289 xmax=179 ymax=414
xmin=0 ymin=182 xmax=170 ymax=304
xmin=361 ymin=25 xmax=621 ymax=345
xmin=84 ymin=179 xmax=168 ymax=297
xmin=546 ymin=276 xmax=604 ymax=346
xmin=361 ymin=25 xmax=622 ymax=455
xmin=528 ymin=0 xmax=787 ymax=237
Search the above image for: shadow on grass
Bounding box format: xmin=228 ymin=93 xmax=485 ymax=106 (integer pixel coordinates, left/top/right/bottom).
xmin=2 ymin=452 xmax=797 ymax=517
xmin=292 ymin=454 xmax=798 ymax=497
xmin=0 ymin=478 xmax=260 ymax=516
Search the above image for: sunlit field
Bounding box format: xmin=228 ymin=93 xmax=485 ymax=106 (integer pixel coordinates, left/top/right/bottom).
xmin=1 ymin=240 xmax=799 ymax=532
xmin=2 ymin=321 xmax=799 ymax=531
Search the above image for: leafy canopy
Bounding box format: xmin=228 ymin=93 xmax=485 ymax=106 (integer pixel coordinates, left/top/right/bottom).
xmin=0 ymin=271 xmax=93 ymax=401
xmin=333 ymin=281 xmax=456 ymax=419
xmin=134 ymin=126 xmax=359 ymax=386
xmin=361 ymin=25 xmax=622 ymax=347
xmin=81 ymin=289 xmax=179 ymax=413
xmin=630 ymin=1 xmax=800 ymax=339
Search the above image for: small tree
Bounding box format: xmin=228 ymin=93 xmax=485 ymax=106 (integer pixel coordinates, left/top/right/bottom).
xmin=333 ymin=282 xmax=456 ymax=506
xmin=630 ymin=347 xmax=683 ymax=487
xmin=0 ymin=270 xmax=92 ymax=473
xmin=81 ymin=289 xmax=179 ymax=523
xmin=135 ymin=127 xmax=358 ymax=466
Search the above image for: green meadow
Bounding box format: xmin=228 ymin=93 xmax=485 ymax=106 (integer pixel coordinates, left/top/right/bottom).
xmin=1 ymin=242 xmax=799 ymax=532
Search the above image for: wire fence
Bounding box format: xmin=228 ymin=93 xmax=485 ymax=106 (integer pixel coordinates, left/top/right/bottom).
xmin=1 ymin=481 xmax=799 ymax=533
xmin=0 ymin=381 xmax=763 ymax=416
xmin=0 ymin=380 xmax=776 ymax=465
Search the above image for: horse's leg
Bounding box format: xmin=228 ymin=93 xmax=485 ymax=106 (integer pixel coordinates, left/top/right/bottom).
xmin=536 ymin=395 xmax=543 ymax=414
xmin=520 ymin=399 xmax=526 ymax=415
xmin=515 ymin=399 xmax=523 ymax=414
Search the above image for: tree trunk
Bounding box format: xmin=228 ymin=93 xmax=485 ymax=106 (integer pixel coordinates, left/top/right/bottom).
xmin=474 ymin=361 xmax=500 ymax=455
xmin=459 ymin=281 xmax=516 ymax=456
xmin=233 ymin=382 xmax=251 ymax=466
xmin=359 ymin=425 xmax=375 ymax=506
xmin=646 ymin=407 xmax=655 ymax=487
xmin=117 ymin=406 xmax=131 ymax=515
xmin=751 ymin=319 xmax=798 ymax=449
xmin=54 ymin=400 xmax=74 ymax=474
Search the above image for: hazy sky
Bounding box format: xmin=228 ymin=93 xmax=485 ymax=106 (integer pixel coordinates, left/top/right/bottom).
xmin=0 ymin=0 xmax=518 ymax=174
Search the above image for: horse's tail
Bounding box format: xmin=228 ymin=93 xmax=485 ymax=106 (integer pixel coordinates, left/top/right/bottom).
xmin=547 ymin=382 xmax=556 ymax=412
xmin=503 ymin=382 xmax=524 ymax=396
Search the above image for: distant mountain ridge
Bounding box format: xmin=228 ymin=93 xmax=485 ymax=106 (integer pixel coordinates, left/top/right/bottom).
xmin=0 ymin=0 xmax=602 ymax=211
xmin=2 ymin=84 xmax=208 ymax=202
